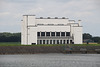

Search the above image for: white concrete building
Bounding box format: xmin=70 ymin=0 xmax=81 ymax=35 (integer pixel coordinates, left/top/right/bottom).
xmin=21 ymin=15 xmax=82 ymax=45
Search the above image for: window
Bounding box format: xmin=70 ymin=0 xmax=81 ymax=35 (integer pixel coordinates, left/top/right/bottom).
xmin=66 ymin=32 xmax=70 ymax=36
xmin=63 ymin=40 xmax=65 ymax=44
xmin=31 ymin=43 xmax=36 ymax=45
xmin=67 ymin=40 xmax=69 ymax=44
xmin=41 ymin=32 xmax=45 ymax=36
xmin=57 ymin=40 xmax=59 ymax=44
xmin=51 ymin=32 xmax=55 ymax=36
xmin=47 ymin=40 xmax=49 ymax=44
xmin=48 ymin=24 xmax=54 ymax=25
xmin=56 ymin=32 xmax=60 ymax=36
xmin=37 ymin=32 xmax=40 ymax=36
xmin=61 ymin=32 xmax=65 ymax=36
xmin=50 ymin=40 xmax=52 ymax=44
xmin=46 ymin=32 xmax=50 ymax=36
xmin=37 ymin=24 xmax=44 ymax=25
xmin=58 ymin=24 xmax=64 ymax=25
xmin=43 ymin=40 xmax=45 ymax=44
xmin=53 ymin=40 xmax=55 ymax=44
xmin=40 ymin=40 xmax=42 ymax=44
xmin=37 ymin=40 xmax=39 ymax=44
xmin=70 ymin=40 xmax=72 ymax=44
xmin=60 ymin=40 xmax=62 ymax=44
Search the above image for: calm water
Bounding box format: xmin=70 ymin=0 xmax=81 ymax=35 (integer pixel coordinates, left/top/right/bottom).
xmin=0 ymin=54 xmax=100 ymax=67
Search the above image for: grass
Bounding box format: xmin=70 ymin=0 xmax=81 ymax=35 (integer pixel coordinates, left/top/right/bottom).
xmin=0 ymin=42 xmax=21 ymax=46
xmin=70 ymin=44 xmax=100 ymax=46
xmin=0 ymin=42 xmax=100 ymax=46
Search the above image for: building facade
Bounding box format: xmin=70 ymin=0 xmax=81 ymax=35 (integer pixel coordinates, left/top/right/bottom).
xmin=21 ymin=15 xmax=82 ymax=45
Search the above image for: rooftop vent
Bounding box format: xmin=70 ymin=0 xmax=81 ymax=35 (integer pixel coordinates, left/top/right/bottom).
xmin=40 ymin=17 xmax=43 ymax=19
xmin=47 ymin=17 xmax=50 ymax=19
xmin=62 ymin=17 xmax=65 ymax=19
xmin=55 ymin=17 xmax=58 ymax=19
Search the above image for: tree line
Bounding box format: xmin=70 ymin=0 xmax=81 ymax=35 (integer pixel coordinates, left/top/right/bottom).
xmin=0 ymin=32 xmax=100 ymax=43
xmin=0 ymin=32 xmax=21 ymax=42
xmin=83 ymin=33 xmax=100 ymax=44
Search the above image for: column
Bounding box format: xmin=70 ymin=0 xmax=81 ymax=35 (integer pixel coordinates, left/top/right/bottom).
xmin=40 ymin=31 xmax=41 ymax=37
xmin=45 ymin=40 xmax=47 ymax=44
xmin=62 ymin=40 xmax=63 ymax=44
xmin=48 ymin=40 xmax=50 ymax=44
xmin=45 ymin=31 xmax=46 ymax=37
xmin=55 ymin=31 xmax=56 ymax=37
xmin=65 ymin=31 xmax=66 ymax=37
xmin=69 ymin=39 xmax=70 ymax=44
xmin=51 ymin=40 xmax=53 ymax=44
xmin=60 ymin=31 xmax=61 ymax=37
xmin=41 ymin=40 xmax=43 ymax=44
xmin=50 ymin=31 xmax=51 ymax=37
xmin=37 ymin=40 xmax=39 ymax=44
xmin=55 ymin=40 xmax=57 ymax=44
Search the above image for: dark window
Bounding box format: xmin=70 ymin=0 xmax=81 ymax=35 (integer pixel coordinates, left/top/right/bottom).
xmin=37 ymin=40 xmax=39 ymax=44
xmin=57 ymin=40 xmax=59 ymax=44
xmin=60 ymin=40 xmax=62 ymax=44
xmin=50 ymin=40 xmax=52 ymax=44
xmin=40 ymin=40 xmax=42 ymax=44
xmin=53 ymin=40 xmax=55 ymax=44
xmin=43 ymin=40 xmax=45 ymax=44
xmin=56 ymin=32 xmax=60 ymax=36
xmin=67 ymin=40 xmax=69 ymax=44
xmin=70 ymin=40 xmax=72 ymax=44
xmin=51 ymin=32 xmax=55 ymax=36
xmin=47 ymin=40 xmax=49 ymax=44
xmin=46 ymin=32 xmax=50 ymax=36
xmin=66 ymin=32 xmax=70 ymax=36
xmin=31 ymin=43 xmax=36 ymax=45
xmin=63 ymin=40 xmax=65 ymax=44
xmin=41 ymin=32 xmax=45 ymax=36
xmin=37 ymin=32 xmax=40 ymax=36
xmin=61 ymin=32 xmax=65 ymax=36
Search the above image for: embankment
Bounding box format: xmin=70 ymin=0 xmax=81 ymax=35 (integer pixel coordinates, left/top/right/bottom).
xmin=0 ymin=46 xmax=100 ymax=54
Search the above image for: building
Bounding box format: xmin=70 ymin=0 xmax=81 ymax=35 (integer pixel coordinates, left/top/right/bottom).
xmin=21 ymin=15 xmax=82 ymax=45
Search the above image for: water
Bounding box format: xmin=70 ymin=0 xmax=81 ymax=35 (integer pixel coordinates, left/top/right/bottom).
xmin=0 ymin=54 xmax=100 ymax=67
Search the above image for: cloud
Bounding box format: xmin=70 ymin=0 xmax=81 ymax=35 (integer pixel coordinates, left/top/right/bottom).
xmin=0 ymin=12 xmax=10 ymax=17
xmin=24 ymin=7 xmax=44 ymax=15
xmin=0 ymin=0 xmax=100 ymax=36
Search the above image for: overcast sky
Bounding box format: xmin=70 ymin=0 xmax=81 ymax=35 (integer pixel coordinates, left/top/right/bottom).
xmin=0 ymin=0 xmax=100 ymax=36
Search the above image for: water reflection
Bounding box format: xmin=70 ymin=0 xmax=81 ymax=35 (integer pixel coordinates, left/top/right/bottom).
xmin=0 ymin=54 xmax=100 ymax=67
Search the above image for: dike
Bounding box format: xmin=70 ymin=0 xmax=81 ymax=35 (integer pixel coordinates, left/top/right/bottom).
xmin=0 ymin=46 xmax=100 ymax=54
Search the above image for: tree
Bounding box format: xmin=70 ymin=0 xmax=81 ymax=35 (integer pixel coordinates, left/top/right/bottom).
xmin=83 ymin=33 xmax=92 ymax=40
xmin=92 ymin=37 xmax=100 ymax=43
xmin=0 ymin=32 xmax=21 ymax=42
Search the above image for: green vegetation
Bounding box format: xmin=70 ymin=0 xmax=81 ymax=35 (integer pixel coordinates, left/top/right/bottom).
xmin=83 ymin=33 xmax=100 ymax=44
xmin=0 ymin=42 xmax=21 ymax=46
xmin=0 ymin=32 xmax=21 ymax=42
xmin=70 ymin=44 xmax=100 ymax=46
xmin=0 ymin=42 xmax=100 ymax=46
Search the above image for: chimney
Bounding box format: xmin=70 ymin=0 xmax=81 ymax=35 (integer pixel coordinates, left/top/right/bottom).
xmin=78 ymin=20 xmax=81 ymax=26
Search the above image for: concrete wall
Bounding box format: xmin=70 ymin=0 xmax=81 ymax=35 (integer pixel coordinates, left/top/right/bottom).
xmin=28 ymin=16 xmax=35 ymax=26
xmin=21 ymin=16 xmax=28 ymax=45
xmin=28 ymin=27 xmax=37 ymax=45
xmin=36 ymin=18 xmax=70 ymax=25
xmin=73 ymin=26 xmax=82 ymax=44
xmin=37 ymin=26 xmax=70 ymax=32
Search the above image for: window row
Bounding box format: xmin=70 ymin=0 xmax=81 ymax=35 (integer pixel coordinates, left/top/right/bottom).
xmin=37 ymin=32 xmax=70 ymax=36
xmin=37 ymin=40 xmax=73 ymax=44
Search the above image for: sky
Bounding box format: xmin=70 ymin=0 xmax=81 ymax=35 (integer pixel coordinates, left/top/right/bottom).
xmin=0 ymin=0 xmax=100 ymax=36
